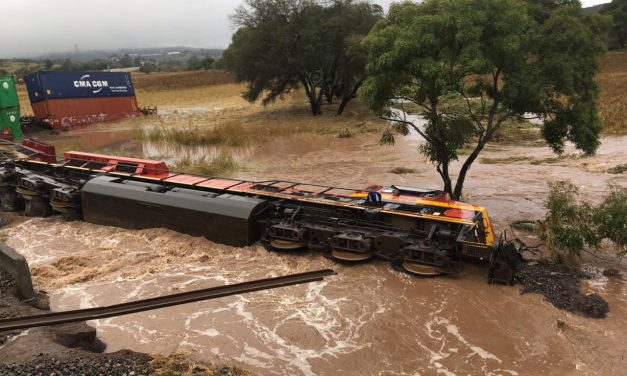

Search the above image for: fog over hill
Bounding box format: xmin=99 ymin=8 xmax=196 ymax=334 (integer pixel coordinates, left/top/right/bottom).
xmin=36 ymin=47 xmax=224 ymax=62
xmin=0 ymin=0 xmax=610 ymax=58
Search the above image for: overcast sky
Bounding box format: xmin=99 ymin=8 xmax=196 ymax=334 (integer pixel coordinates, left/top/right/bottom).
xmin=0 ymin=0 xmax=609 ymax=58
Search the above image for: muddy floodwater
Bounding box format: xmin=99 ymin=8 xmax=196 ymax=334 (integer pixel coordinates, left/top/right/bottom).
xmin=4 ymin=120 xmax=627 ymax=375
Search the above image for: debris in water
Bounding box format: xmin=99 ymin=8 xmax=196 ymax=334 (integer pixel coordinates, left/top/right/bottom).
xmin=602 ymin=268 xmax=622 ymax=277
xmin=515 ymin=262 xmax=609 ymax=318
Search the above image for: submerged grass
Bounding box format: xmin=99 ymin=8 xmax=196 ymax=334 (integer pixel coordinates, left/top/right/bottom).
xmin=171 ymin=151 xmax=239 ymax=177
xmin=389 ymin=167 xmax=417 ymax=174
xmin=481 ymin=153 xmax=581 ymax=165
xmin=480 ymin=156 xmax=534 ymax=164
xmin=607 ymin=164 xmax=627 ymax=174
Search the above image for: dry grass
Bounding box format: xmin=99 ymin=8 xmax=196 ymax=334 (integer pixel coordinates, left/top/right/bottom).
xmin=132 ymin=70 xmax=235 ymax=91
xmin=151 ymin=352 xmax=251 ymax=376
xmin=490 ymin=122 xmax=542 ymax=145
xmin=16 ymin=84 xmax=33 ymax=116
xmin=136 ymin=83 xmax=251 ymax=109
xmin=142 ymin=85 xmax=382 ymax=148
xmin=597 ymin=51 xmax=627 ymax=134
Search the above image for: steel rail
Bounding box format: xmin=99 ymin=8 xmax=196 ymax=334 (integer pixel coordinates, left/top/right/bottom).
xmin=0 ymin=269 xmax=335 ymax=332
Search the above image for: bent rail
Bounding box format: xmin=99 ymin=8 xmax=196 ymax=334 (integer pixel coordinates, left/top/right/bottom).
xmin=0 ymin=269 xmax=336 ymax=332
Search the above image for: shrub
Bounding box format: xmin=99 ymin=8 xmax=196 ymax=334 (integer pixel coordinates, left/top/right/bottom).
xmin=540 ymin=181 xmax=599 ymax=267
xmin=594 ymin=184 xmax=627 ymax=258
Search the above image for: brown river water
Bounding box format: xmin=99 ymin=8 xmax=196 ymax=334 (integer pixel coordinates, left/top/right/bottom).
xmin=2 ymin=119 xmax=627 ymax=375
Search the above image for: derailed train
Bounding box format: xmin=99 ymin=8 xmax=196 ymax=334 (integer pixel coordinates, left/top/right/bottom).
xmin=0 ymin=145 xmax=518 ymax=282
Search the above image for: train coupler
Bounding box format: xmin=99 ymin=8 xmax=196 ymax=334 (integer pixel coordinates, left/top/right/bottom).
xmin=487 ymin=241 xmax=522 ymax=285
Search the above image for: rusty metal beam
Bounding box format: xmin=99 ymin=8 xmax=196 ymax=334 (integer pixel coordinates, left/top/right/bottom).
xmin=0 ymin=269 xmax=335 ymax=332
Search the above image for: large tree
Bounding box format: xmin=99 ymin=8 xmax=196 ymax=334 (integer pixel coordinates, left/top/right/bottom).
xmin=223 ymin=0 xmax=382 ymax=115
xmin=603 ymin=0 xmax=627 ymax=49
xmin=361 ymin=0 xmax=606 ymax=200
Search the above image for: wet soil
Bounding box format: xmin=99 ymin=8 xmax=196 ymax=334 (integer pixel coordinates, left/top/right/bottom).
xmin=516 ymin=262 xmax=610 ymax=318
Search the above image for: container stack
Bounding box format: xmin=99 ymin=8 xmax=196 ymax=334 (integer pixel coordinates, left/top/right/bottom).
xmin=0 ymin=76 xmax=23 ymax=140
xmin=25 ymin=71 xmax=140 ymax=129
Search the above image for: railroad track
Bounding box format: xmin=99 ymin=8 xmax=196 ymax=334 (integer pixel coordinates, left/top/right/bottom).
xmin=0 ymin=269 xmax=335 ymax=332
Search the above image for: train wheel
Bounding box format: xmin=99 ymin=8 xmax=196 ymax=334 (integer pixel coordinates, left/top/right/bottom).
xmin=330 ymin=249 xmax=374 ymax=262
xmin=269 ymin=238 xmax=305 ymax=251
xmin=400 ymin=261 xmax=448 ymax=277
xmin=50 ymin=199 xmax=81 ymax=220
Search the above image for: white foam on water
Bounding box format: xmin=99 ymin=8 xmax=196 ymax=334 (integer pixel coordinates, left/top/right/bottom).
xmin=197 ymin=328 xmax=220 ymax=337
xmin=445 ymin=324 xmax=502 ymax=363
xmin=0 ymin=329 xmax=31 ymax=351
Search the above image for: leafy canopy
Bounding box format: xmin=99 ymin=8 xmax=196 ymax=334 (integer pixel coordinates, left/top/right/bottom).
xmin=362 ymin=0 xmax=605 ymax=199
xmin=223 ymin=0 xmax=382 ymax=115
xmin=603 ymin=0 xmax=627 ymax=49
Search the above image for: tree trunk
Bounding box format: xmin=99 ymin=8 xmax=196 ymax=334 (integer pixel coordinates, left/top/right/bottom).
xmin=336 ymin=95 xmax=354 ymax=116
xmin=335 ymin=79 xmax=363 ymax=116
xmin=300 ymin=74 xmax=323 ymax=116
xmin=324 ymin=90 xmax=334 ymax=105
xmin=437 ymin=163 xmax=454 ymax=198
xmin=452 ymin=136 xmax=491 ymax=199
xmin=309 ymin=98 xmax=322 ymax=116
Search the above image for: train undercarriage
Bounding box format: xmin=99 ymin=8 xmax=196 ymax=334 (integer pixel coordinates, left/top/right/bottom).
xmin=0 ymin=141 xmax=520 ymax=283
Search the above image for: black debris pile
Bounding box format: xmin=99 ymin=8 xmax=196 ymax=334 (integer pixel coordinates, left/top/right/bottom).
xmin=0 ymin=351 xmax=154 ymax=376
xmin=602 ymin=268 xmax=622 ymax=277
xmin=515 ymin=262 xmax=609 ymax=318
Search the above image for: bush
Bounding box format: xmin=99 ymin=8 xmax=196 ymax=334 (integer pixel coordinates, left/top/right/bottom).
xmin=140 ymin=62 xmax=158 ymax=74
xmin=541 ymin=181 xmax=627 ymax=266
xmin=594 ymin=184 xmax=627 ymax=258
xmin=540 ymin=181 xmax=599 ymax=267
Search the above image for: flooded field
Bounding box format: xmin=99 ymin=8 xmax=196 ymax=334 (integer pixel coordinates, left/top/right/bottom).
xmin=4 ymin=75 xmax=627 ymax=375
xmin=3 ymin=115 xmax=627 ymax=375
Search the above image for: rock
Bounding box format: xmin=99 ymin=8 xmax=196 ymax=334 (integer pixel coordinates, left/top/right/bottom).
xmin=0 ymin=351 xmax=153 ymax=376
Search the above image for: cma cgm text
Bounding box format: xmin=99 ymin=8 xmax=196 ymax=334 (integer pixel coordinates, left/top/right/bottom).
xmin=73 ymin=80 xmax=109 ymax=88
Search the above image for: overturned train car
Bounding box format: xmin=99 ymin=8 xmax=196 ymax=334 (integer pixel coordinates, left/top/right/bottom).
xmin=0 ymin=149 xmax=518 ymax=282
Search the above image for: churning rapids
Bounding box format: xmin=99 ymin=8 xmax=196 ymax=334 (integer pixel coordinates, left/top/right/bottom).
xmin=1 ymin=124 xmax=626 ymax=375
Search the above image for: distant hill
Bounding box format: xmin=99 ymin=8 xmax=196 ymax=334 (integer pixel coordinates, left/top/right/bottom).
xmin=35 ymin=47 xmax=224 ymax=62
xmin=583 ymin=3 xmax=609 ymax=14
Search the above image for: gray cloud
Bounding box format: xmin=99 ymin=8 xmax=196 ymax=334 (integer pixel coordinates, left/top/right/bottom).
xmin=0 ymin=0 xmax=607 ymax=58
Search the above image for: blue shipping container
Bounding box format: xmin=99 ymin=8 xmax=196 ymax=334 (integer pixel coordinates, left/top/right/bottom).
xmin=25 ymin=71 xmax=136 ymax=103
